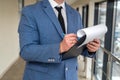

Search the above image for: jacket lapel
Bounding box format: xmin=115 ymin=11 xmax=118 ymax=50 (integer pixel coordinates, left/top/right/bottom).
xmin=41 ymin=0 xmax=64 ymax=38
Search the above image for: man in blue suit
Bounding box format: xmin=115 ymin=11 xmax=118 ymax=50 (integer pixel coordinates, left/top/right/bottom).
xmin=18 ymin=0 xmax=100 ymax=80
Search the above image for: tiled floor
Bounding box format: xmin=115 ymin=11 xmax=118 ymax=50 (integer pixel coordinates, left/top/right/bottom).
xmin=0 ymin=57 xmax=88 ymax=80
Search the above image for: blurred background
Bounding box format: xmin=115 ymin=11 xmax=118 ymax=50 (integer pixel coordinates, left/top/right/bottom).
xmin=0 ymin=0 xmax=120 ymax=80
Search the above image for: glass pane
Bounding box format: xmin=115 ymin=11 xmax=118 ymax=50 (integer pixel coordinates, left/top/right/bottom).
xmin=82 ymin=5 xmax=88 ymax=28
xmin=95 ymin=2 xmax=107 ymax=80
xmin=112 ymin=60 xmax=120 ymax=80
xmin=83 ymin=7 xmax=87 ymax=27
xmin=18 ymin=0 xmax=24 ymax=12
xmin=112 ymin=1 xmax=120 ymax=80
xmin=95 ymin=48 xmax=105 ymax=80
xmin=113 ymin=1 xmax=120 ymax=56
xmin=98 ymin=2 xmax=107 ymax=24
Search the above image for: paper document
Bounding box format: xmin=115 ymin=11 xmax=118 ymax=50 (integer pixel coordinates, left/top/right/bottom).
xmin=77 ymin=24 xmax=108 ymax=48
xmin=62 ymin=24 xmax=108 ymax=60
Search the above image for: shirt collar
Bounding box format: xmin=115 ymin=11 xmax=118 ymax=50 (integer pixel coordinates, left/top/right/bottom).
xmin=48 ymin=0 xmax=65 ymax=9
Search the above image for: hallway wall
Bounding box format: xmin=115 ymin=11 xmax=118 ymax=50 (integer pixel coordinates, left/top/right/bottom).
xmin=24 ymin=0 xmax=36 ymax=6
xmin=0 ymin=0 xmax=19 ymax=78
xmin=0 ymin=0 xmax=36 ymax=78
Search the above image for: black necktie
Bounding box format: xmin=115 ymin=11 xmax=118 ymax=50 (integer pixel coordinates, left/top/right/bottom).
xmin=55 ymin=6 xmax=65 ymax=33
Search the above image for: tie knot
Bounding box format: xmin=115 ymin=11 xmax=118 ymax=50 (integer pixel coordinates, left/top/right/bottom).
xmin=55 ymin=6 xmax=63 ymax=13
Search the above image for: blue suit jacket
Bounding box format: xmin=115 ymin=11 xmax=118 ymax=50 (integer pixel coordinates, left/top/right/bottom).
xmin=18 ymin=0 xmax=94 ymax=80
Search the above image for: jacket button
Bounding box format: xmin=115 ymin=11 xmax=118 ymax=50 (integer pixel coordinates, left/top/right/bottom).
xmin=65 ymin=67 xmax=68 ymax=71
xmin=52 ymin=59 xmax=55 ymax=62
xmin=48 ymin=59 xmax=51 ymax=62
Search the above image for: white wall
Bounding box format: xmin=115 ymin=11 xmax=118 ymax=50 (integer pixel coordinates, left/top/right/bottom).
xmin=24 ymin=0 xmax=37 ymax=6
xmin=0 ymin=0 xmax=37 ymax=78
xmin=0 ymin=0 xmax=19 ymax=78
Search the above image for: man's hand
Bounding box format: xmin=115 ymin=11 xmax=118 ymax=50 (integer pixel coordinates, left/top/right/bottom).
xmin=86 ymin=39 xmax=100 ymax=52
xmin=60 ymin=33 xmax=77 ymax=53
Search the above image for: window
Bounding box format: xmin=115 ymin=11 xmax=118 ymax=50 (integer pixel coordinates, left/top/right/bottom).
xmin=94 ymin=2 xmax=107 ymax=80
xmin=112 ymin=1 xmax=120 ymax=80
xmin=82 ymin=5 xmax=89 ymax=28
xmin=18 ymin=0 xmax=24 ymax=12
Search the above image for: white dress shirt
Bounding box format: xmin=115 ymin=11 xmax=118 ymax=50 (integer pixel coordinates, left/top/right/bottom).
xmin=48 ymin=0 xmax=67 ymax=33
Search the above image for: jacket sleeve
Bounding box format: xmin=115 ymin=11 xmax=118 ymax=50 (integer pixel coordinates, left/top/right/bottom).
xmin=82 ymin=47 xmax=96 ymax=58
xmin=18 ymin=8 xmax=62 ymax=63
